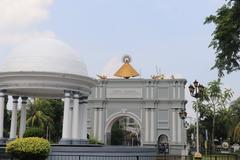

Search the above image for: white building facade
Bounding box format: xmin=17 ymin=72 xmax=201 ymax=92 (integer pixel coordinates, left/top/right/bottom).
xmin=88 ymin=78 xmax=187 ymax=155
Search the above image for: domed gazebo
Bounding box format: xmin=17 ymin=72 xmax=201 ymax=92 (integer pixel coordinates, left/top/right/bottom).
xmin=0 ymin=38 xmax=96 ymax=144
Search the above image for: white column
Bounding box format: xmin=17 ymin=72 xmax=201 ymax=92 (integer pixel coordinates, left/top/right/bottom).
xmin=177 ymin=109 xmax=182 ymax=143
xmin=93 ymin=108 xmax=98 ymax=138
xmin=150 ymin=108 xmax=154 ymax=142
xmin=72 ymin=93 xmax=80 ymax=140
xmin=0 ymin=91 xmax=5 ymax=140
xmin=98 ymin=108 xmax=103 ymax=141
xmin=10 ymin=96 xmax=19 ymax=139
xmin=69 ymin=99 xmax=73 ymax=139
xmin=19 ymin=97 xmax=28 ymax=138
xmin=80 ymin=101 xmax=88 ymax=140
xmin=61 ymin=91 xmax=71 ymax=141
xmin=145 ymin=108 xmax=149 ymax=142
xmin=78 ymin=101 xmax=83 ymax=138
xmin=172 ymin=109 xmax=176 ymax=143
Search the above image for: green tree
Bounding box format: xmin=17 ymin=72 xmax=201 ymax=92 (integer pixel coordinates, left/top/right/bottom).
xmin=3 ymin=95 xmax=10 ymax=137
xmin=46 ymin=99 xmax=63 ymax=142
xmin=214 ymin=107 xmax=232 ymax=140
xmin=193 ymin=79 xmax=233 ymax=150
xmin=111 ymin=121 xmax=124 ymax=145
xmin=26 ymin=98 xmax=64 ymax=142
xmin=229 ymin=97 xmax=240 ymax=142
xmin=206 ymin=79 xmax=233 ymax=147
xmin=26 ymin=98 xmax=53 ymax=136
xmin=187 ymin=124 xmax=195 ymax=147
xmin=204 ymin=0 xmax=240 ymax=77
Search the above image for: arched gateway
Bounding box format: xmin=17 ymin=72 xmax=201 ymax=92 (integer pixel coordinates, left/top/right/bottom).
xmin=105 ymin=112 xmax=142 ymax=145
xmin=87 ymin=56 xmax=188 ymax=154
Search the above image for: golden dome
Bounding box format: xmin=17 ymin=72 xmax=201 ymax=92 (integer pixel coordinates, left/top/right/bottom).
xmin=114 ymin=55 xmax=139 ymax=79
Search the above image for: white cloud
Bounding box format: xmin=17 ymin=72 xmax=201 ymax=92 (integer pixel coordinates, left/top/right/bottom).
xmin=0 ymin=0 xmax=54 ymax=45
xmin=0 ymin=0 xmax=53 ymax=30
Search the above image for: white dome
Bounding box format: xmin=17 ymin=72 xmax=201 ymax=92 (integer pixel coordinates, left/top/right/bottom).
xmin=0 ymin=38 xmax=88 ymax=76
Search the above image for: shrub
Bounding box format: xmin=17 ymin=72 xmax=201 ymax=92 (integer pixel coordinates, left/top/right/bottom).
xmin=88 ymin=135 xmax=102 ymax=144
xmin=23 ymin=127 xmax=45 ymax=138
xmin=6 ymin=137 xmax=51 ymax=160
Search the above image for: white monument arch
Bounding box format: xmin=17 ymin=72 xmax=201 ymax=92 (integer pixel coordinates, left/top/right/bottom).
xmin=87 ymin=56 xmax=187 ymax=154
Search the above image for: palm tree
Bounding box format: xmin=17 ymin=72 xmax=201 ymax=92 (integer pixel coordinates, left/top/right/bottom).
xmin=26 ymin=98 xmax=53 ymax=133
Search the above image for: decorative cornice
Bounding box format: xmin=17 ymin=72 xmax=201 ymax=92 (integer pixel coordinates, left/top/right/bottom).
xmin=0 ymin=72 xmax=96 ymax=98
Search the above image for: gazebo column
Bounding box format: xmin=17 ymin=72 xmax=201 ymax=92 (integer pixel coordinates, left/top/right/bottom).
xmin=72 ymin=92 xmax=80 ymax=144
xmin=0 ymin=91 xmax=5 ymax=143
xmin=79 ymin=97 xmax=88 ymax=144
xmin=19 ymin=97 xmax=28 ymax=138
xmin=60 ymin=91 xmax=72 ymax=144
xmin=10 ymin=96 xmax=19 ymax=139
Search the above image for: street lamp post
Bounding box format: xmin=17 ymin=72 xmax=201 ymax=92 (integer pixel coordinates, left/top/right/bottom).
xmin=189 ymin=80 xmax=204 ymax=159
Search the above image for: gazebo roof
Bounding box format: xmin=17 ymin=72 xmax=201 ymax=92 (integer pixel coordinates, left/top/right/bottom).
xmin=0 ymin=38 xmax=88 ymax=76
xmin=0 ymin=38 xmax=96 ymax=98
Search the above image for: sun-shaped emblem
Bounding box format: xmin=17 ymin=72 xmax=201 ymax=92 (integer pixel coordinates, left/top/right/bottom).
xmin=122 ymin=55 xmax=131 ymax=63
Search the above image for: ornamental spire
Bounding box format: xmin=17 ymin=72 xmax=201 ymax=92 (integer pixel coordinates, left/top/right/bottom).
xmin=114 ymin=55 xmax=139 ymax=79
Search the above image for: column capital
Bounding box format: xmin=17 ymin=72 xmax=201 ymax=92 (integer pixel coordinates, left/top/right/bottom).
xmin=73 ymin=92 xmax=80 ymax=99
xmin=79 ymin=101 xmax=88 ymax=104
xmin=64 ymin=91 xmax=71 ymax=98
xmin=12 ymin=96 xmax=19 ymax=103
xmin=79 ymin=95 xmax=88 ymax=104
xmin=144 ymin=107 xmax=155 ymax=110
xmin=21 ymin=97 xmax=28 ymax=104
xmin=0 ymin=90 xmax=6 ymax=97
xmin=0 ymin=92 xmax=4 ymax=97
xmin=79 ymin=96 xmax=88 ymax=100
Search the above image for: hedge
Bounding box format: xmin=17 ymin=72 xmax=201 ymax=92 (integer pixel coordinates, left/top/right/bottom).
xmin=6 ymin=137 xmax=50 ymax=160
xmin=23 ymin=127 xmax=45 ymax=138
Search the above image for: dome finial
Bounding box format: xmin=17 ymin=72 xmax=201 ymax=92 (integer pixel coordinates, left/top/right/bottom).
xmin=122 ymin=55 xmax=131 ymax=64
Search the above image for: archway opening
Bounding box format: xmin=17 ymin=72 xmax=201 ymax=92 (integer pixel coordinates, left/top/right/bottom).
xmin=109 ymin=116 xmax=141 ymax=146
xmin=158 ymin=134 xmax=168 ymax=144
xmin=158 ymin=134 xmax=169 ymax=154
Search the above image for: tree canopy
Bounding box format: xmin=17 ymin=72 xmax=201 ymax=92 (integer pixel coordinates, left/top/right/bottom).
xmin=204 ymin=0 xmax=240 ymax=77
xmin=229 ymin=97 xmax=240 ymax=142
xmin=192 ymin=79 xmax=233 ymax=150
xmin=26 ymin=98 xmax=63 ymax=142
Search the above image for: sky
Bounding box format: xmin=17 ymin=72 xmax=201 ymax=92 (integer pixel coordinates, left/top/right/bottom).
xmin=0 ymin=0 xmax=239 ymax=118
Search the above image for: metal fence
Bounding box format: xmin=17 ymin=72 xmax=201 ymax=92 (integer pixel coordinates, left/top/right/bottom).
xmin=0 ymin=154 xmax=238 ymax=160
xmin=202 ymin=154 xmax=238 ymax=160
xmin=0 ymin=154 xmax=191 ymax=160
xmin=47 ymin=155 xmax=192 ymax=160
